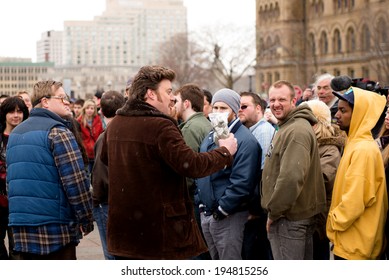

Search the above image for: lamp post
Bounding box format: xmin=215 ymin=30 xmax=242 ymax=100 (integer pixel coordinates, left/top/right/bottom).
xmin=247 ymin=67 xmax=256 ymax=92
xmin=76 ymin=82 xmax=81 ymax=99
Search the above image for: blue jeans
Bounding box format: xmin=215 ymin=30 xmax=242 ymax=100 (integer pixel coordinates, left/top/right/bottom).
xmin=92 ymin=204 xmax=114 ymax=260
xmin=267 ymin=217 xmax=315 ymax=260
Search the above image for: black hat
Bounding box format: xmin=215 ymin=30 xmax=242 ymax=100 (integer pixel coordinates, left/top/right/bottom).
xmin=332 ymin=87 xmax=354 ymax=105
xmin=94 ymin=91 xmax=103 ymax=99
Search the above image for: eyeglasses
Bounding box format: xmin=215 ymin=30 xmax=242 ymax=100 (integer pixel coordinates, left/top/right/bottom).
xmin=49 ymin=95 xmax=70 ymax=104
xmin=240 ymin=105 xmax=248 ymax=110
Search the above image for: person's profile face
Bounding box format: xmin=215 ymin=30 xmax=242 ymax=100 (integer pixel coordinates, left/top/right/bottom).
xmin=238 ymin=96 xmax=259 ymax=126
xmin=174 ymin=93 xmax=185 ymax=121
xmin=203 ymin=96 xmax=212 ymax=118
xmin=335 ymin=99 xmax=353 ymax=133
xmin=153 ymin=79 xmax=174 ymax=116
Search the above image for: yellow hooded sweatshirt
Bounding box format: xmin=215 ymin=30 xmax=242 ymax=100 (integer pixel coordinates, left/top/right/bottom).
xmin=326 ymin=87 xmax=388 ymax=260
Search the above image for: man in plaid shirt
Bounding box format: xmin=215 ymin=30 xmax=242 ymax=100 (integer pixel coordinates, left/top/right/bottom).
xmin=6 ymin=80 xmax=93 ymax=260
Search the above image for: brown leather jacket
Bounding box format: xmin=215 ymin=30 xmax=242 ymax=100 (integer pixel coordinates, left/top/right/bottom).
xmin=101 ymin=99 xmax=233 ymax=259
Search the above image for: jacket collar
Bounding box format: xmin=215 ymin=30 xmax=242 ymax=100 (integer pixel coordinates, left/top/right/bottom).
xmin=30 ymin=108 xmax=71 ymax=128
xmin=116 ymin=98 xmax=178 ymax=125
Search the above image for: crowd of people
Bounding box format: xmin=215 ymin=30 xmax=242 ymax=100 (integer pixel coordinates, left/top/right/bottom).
xmin=0 ymin=65 xmax=388 ymax=260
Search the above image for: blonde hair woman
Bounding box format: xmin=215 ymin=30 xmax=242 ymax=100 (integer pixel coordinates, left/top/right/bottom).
xmin=77 ymin=99 xmax=103 ymax=173
xmin=304 ymin=100 xmax=346 ymax=259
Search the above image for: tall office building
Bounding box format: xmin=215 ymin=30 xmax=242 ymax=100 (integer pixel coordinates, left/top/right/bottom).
xmin=36 ymin=30 xmax=63 ymax=64
xmin=255 ymin=0 xmax=389 ymax=92
xmin=37 ymin=0 xmax=187 ymax=67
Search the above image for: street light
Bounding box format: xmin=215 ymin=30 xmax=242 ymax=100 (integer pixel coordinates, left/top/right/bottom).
xmin=247 ymin=67 xmax=256 ymax=92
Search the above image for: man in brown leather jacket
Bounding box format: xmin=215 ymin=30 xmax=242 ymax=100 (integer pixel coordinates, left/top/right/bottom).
xmin=101 ymin=65 xmax=238 ymax=260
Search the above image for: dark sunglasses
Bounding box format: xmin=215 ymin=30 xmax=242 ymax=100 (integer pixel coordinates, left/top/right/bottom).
xmin=240 ymin=105 xmax=248 ymax=110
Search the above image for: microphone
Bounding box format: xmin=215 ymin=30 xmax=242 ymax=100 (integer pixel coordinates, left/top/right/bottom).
xmin=331 ymin=75 xmax=352 ymax=92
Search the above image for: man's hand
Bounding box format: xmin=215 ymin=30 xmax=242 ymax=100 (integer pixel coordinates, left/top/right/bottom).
xmin=80 ymin=222 xmax=94 ymax=236
xmin=266 ymin=217 xmax=273 ymax=233
xmin=218 ymin=133 xmax=238 ymax=156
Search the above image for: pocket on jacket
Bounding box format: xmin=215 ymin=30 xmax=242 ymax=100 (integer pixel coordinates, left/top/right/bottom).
xmin=163 ymin=202 xmax=194 ymax=249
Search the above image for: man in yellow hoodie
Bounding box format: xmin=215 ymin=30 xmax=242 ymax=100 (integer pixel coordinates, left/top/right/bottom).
xmin=327 ymin=86 xmax=388 ymax=260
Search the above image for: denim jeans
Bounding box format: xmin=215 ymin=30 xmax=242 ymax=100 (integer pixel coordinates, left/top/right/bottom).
xmin=93 ymin=204 xmax=114 ymax=260
xmin=201 ymin=211 xmax=248 ymax=260
xmin=267 ymin=217 xmax=315 ymax=260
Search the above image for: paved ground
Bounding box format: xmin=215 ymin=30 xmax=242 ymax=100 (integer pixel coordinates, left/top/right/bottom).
xmin=77 ymin=222 xmax=105 ymax=260
xmin=5 ymin=222 xmax=105 ymax=260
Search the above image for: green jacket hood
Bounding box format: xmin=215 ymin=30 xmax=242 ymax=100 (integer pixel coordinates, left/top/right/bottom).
xmin=279 ymin=103 xmax=317 ymax=127
xmin=348 ymin=87 xmax=386 ymax=141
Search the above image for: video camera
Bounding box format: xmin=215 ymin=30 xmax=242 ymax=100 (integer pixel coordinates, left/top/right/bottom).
xmin=351 ymin=78 xmax=389 ymax=97
xmin=331 ymin=75 xmax=389 ymax=97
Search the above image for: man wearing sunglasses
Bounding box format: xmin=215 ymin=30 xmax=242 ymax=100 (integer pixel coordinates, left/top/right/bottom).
xmin=6 ymin=80 xmax=94 ymax=260
xmin=238 ymin=91 xmax=275 ymax=260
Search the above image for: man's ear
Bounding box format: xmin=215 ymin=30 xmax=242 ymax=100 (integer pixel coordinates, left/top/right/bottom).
xmin=183 ymin=99 xmax=190 ymax=109
xmin=145 ymin=89 xmax=155 ymax=101
xmin=40 ymin=97 xmax=50 ymax=109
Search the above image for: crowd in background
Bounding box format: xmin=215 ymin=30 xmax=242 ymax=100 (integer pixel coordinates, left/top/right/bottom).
xmin=0 ymin=66 xmax=388 ymax=260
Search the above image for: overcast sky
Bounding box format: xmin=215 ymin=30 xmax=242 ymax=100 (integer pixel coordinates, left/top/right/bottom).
xmin=0 ymin=0 xmax=255 ymax=60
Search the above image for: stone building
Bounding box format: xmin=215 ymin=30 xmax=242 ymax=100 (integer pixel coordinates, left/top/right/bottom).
xmin=0 ymin=59 xmax=54 ymax=96
xmin=255 ymin=0 xmax=389 ymax=94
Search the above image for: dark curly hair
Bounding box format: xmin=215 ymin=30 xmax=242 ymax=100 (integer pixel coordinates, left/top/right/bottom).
xmin=129 ymin=65 xmax=175 ymax=101
xmin=0 ymin=96 xmax=29 ymax=133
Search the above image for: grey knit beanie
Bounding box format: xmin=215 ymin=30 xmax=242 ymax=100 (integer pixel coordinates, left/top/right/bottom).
xmin=211 ymin=88 xmax=241 ymax=115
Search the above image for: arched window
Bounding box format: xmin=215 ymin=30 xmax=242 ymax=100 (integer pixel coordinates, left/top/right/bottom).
xmin=333 ymin=29 xmax=342 ymax=54
xmin=319 ymin=31 xmax=328 ymax=55
xmin=264 ymin=37 xmax=272 ymax=59
xmin=362 ymin=66 xmax=369 ymax=78
xmin=258 ymin=38 xmax=265 ymax=50
xmin=259 ymin=7 xmax=263 ymax=23
xmin=274 ymin=71 xmax=280 ymax=81
xmin=376 ymin=18 xmax=388 ymax=45
xmin=361 ymin=24 xmax=370 ymax=51
xmin=346 ymin=27 xmax=356 ymax=53
xmin=308 ymin=33 xmax=316 ymax=55
xmin=275 ymin=3 xmax=280 ymax=18
xmin=348 ymin=68 xmax=355 ymax=78
xmin=273 ymin=36 xmax=281 ymax=58
xmin=319 ymin=0 xmax=324 ymax=14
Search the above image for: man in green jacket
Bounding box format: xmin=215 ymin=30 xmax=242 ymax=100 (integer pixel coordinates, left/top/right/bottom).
xmin=261 ymin=80 xmax=326 ymax=260
xmin=174 ymin=83 xmax=213 ymax=259
xmin=174 ymin=84 xmax=213 ymax=200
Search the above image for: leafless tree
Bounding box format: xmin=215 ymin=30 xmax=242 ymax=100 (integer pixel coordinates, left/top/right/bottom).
xmin=369 ymin=18 xmax=389 ymax=85
xmin=156 ymin=32 xmax=210 ymax=88
xmin=192 ymin=24 xmax=256 ymax=90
